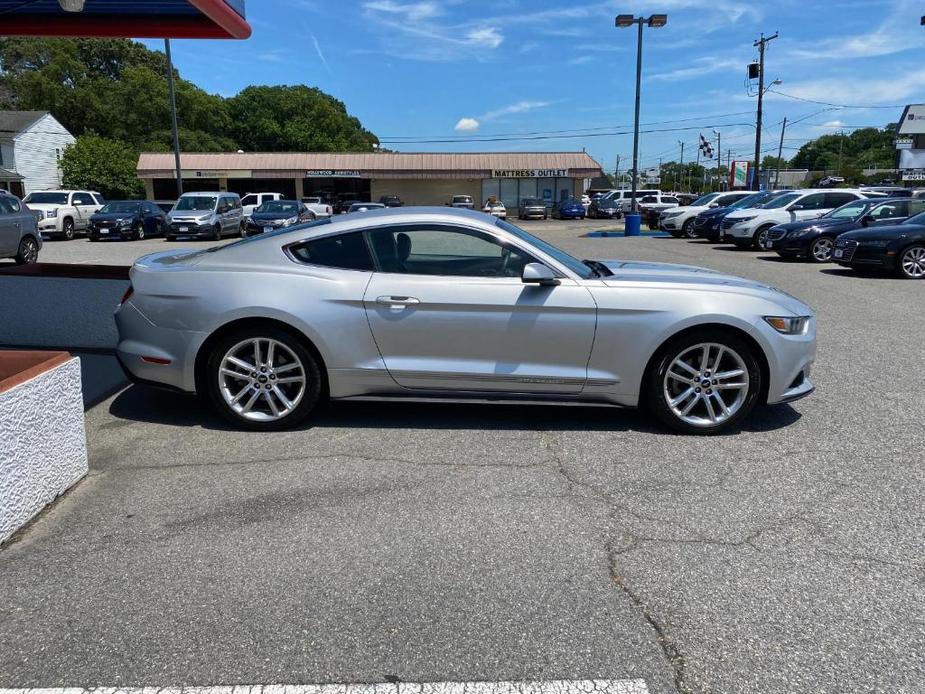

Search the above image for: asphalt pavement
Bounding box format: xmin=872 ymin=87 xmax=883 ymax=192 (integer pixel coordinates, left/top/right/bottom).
xmin=0 ymin=219 xmax=922 ymax=693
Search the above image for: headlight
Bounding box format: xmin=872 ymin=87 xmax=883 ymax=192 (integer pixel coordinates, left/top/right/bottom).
xmin=764 ymin=316 xmax=811 ymax=335
xmin=733 ymin=216 xmax=756 ymax=224
xmin=47 ymin=209 xmax=58 ymax=218
xmin=118 ymin=218 xmax=132 ymax=227
xmin=661 ymin=211 xmax=683 ymax=219
xmin=281 ymin=216 xmax=299 ymax=227
xmin=788 ymin=229 xmax=811 ymax=238
xmin=862 ymin=239 xmax=891 ymax=247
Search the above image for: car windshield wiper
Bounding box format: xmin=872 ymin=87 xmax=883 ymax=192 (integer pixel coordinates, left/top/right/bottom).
xmin=582 ymin=259 xmax=612 ymax=277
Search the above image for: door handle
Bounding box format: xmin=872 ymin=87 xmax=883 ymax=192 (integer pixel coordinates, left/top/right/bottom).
xmin=376 ymin=295 xmax=420 ymax=306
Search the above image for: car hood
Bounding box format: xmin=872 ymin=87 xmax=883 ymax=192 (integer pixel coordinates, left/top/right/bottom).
xmin=92 ymin=212 xmax=137 ymax=221
xmin=838 ymin=225 xmax=917 ymax=242
xmin=251 ymin=212 xmax=295 ymax=221
xmin=25 ymin=203 xmax=64 ymax=211
xmin=598 ymin=260 xmax=810 ymax=314
xmin=772 ymin=218 xmax=853 ymax=232
xmin=698 ymin=206 xmax=734 ymax=219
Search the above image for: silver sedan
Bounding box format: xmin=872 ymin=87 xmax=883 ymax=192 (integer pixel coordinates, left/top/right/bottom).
xmin=115 ymin=207 xmax=816 ymax=434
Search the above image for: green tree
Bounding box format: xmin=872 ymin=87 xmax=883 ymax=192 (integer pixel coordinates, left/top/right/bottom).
xmin=60 ymin=134 xmax=144 ymax=199
xmin=790 ymin=126 xmax=897 ymax=172
xmin=762 ymin=155 xmax=788 ymax=170
xmin=226 ymin=85 xmax=379 ymax=152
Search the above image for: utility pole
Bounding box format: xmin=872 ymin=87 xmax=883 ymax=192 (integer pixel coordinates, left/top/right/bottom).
xmin=727 ymin=149 xmax=732 ymax=190
xmin=775 ymin=116 xmax=787 ymax=189
xmin=615 ymin=154 xmax=621 ymax=186
xmin=678 ymin=140 xmax=684 ymax=192
xmin=752 ymin=31 xmax=778 ymax=190
xmin=165 ymin=39 xmax=183 ymax=196
xmin=838 ymin=131 xmax=845 ymax=176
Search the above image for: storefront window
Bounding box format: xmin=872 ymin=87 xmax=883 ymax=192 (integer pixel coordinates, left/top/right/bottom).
xmin=500 ymin=179 xmax=519 ymax=210
xmin=537 ymin=179 xmax=556 ymax=207
xmin=518 ymin=179 xmax=537 ymax=203
xmin=557 ymin=178 xmax=572 ymax=201
xmin=482 ymin=179 xmax=500 ymax=205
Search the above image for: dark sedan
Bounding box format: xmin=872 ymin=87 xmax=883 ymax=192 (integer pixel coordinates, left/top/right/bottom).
xmin=832 ymin=211 xmax=925 ymax=279
xmin=764 ymin=197 xmax=925 ymax=262
xmin=244 ymin=200 xmax=314 ymax=237
xmin=692 ymin=191 xmax=787 ymax=242
xmin=552 ymin=198 xmax=586 ymax=220
xmin=379 ymin=195 xmax=403 ymax=208
xmin=588 ymin=197 xmax=623 ymax=219
xmin=88 ymin=200 xmax=166 ymax=241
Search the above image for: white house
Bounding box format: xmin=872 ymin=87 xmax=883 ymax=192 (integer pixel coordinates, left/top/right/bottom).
xmin=0 ymin=111 xmax=76 ymax=196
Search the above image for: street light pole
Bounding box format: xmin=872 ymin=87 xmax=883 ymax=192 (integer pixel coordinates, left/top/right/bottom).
xmin=616 ymin=13 xmax=667 ymax=214
xmin=165 ymin=38 xmax=183 ymax=197
xmin=775 ymin=116 xmax=787 ymax=189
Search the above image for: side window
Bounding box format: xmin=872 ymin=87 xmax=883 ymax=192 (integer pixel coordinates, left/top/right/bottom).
xmin=0 ymin=197 xmax=12 ymax=215
xmin=92 ymin=193 xmax=105 ymax=205
xmin=663 ymin=197 xmax=679 ymax=204
xmin=366 ymin=225 xmax=538 ymax=278
xmin=73 ymin=192 xmax=94 ymax=206
xmin=795 ymin=193 xmax=827 ymax=210
xmin=241 ymin=194 xmax=258 ymax=207
xmin=907 ymin=200 xmax=925 ymax=217
xmin=870 ymin=201 xmax=906 ymax=219
xmin=826 ymin=192 xmax=859 ymax=208
xmin=290 ymin=231 xmax=374 ymax=271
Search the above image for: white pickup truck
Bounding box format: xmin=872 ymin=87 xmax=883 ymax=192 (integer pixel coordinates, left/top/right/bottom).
xmin=23 ymin=189 xmax=105 ymax=240
xmin=241 ymin=192 xmax=285 ymax=217
xmin=301 ymin=196 xmax=334 ymax=217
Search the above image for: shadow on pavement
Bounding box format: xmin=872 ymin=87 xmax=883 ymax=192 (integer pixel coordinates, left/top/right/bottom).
xmin=107 ymin=383 xmax=802 ymax=436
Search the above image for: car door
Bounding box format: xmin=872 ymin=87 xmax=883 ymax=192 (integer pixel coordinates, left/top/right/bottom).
xmin=362 ymin=223 xmax=598 ymax=394
xmin=71 ymin=192 xmax=96 ymax=228
xmin=0 ymin=196 xmax=20 ymax=256
xmin=790 ymin=192 xmax=829 ymax=221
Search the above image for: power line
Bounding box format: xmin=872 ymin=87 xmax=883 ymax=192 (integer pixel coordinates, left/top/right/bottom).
xmin=766 ymin=88 xmax=905 ymax=110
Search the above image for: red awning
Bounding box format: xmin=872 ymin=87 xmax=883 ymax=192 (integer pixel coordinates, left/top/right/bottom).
xmin=0 ymin=0 xmax=251 ymax=39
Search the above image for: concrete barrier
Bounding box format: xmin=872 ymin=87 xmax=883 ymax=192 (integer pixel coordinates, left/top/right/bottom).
xmin=0 ymin=351 xmax=88 ymax=545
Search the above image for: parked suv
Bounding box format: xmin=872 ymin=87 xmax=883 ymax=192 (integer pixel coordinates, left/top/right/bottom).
xmin=241 ymin=192 xmax=284 ymax=217
xmin=722 ymin=189 xmax=870 ymax=248
xmin=379 ymin=195 xmax=403 ymax=207
xmin=0 ymin=190 xmax=42 ymax=264
xmin=165 ymin=192 xmax=243 ymax=241
xmin=660 ymin=191 xmax=753 ymax=238
xmin=23 ymin=189 xmax=105 ymax=240
xmin=603 ymin=189 xmax=661 ymax=213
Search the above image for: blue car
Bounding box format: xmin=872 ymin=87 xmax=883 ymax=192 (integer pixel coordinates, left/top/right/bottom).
xmin=552 ymin=198 xmax=586 ymax=220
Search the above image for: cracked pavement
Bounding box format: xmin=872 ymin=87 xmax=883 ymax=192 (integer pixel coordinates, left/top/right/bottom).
xmin=1 ymin=224 xmax=923 ymax=693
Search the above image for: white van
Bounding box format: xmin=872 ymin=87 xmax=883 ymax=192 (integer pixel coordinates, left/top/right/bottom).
xmin=603 ymin=189 xmax=662 ymax=212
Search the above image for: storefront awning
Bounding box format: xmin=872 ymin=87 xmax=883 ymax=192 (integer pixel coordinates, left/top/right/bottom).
xmin=0 ymin=168 xmax=24 ymax=181
xmin=0 ymin=0 xmax=250 ymax=39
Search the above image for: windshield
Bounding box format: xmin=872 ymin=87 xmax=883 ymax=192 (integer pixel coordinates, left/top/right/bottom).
xmin=522 ymin=198 xmax=543 ymax=206
xmin=826 ymin=200 xmax=869 ymax=219
xmin=904 ymin=211 xmax=925 ymax=225
xmin=175 ymin=196 xmax=217 ymax=212
xmin=730 ymin=192 xmax=771 ymax=209
xmin=257 ymin=201 xmax=299 ymax=214
xmin=453 ymin=196 xmax=471 ymax=202
xmin=24 ymin=192 xmax=68 ymax=205
xmin=496 ymin=219 xmax=595 ymax=279
xmin=99 ymin=201 xmax=140 ymax=214
xmin=692 ymin=193 xmax=719 ymax=206
xmin=761 ymin=193 xmax=802 ymax=210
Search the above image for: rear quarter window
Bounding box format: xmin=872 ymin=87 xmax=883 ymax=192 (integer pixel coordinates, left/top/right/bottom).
xmin=289 ymin=231 xmax=373 ymax=271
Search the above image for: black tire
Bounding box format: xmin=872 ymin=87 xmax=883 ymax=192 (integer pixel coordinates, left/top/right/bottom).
xmin=212 ymin=224 xmax=223 ymax=241
xmin=62 ymin=218 xmax=75 ymax=240
xmin=133 ymin=222 xmax=145 ymax=241
xmin=681 ymin=218 xmax=696 ymax=239
xmin=88 ymin=234 xmax=99 ymax=242
xmin=808 ymin=236 xmax=834 ymax=263
xmin=646 ymin=329 xmax=762 ymax=435
xmin=14 ymin=236 xmax=39 ymax=265
xmin=205 ymin=326 xmax=323 ymax=431
xmin=165 ymin=234 xmax=176 ymax=241
xmin=752 ymin=224 xmax=774 ymax=249
xmin=897 ymin=244 xmax=925 ymax=279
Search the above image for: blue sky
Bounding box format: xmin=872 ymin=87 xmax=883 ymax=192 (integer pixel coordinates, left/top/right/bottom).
xmin=145 ymin=0 xmax=924 ymax=173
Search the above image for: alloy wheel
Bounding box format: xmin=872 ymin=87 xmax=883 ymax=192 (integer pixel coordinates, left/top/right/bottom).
xmin=900 ymin=246 xmax=925 ymax=279
xmin=683 ymin=219 xmax=696 ymax=238
xmin=63 ymin=219 xmax=74 ymax=240
xmin=663 ymin=342 xmax=750 ymax=428
xmin=811 ymin=237 xmax=834 ymax=262
xmin=16 ymin=237 xmax=38 ymax=264
xmin=755 ymin=227 xmax=771 ymax=248
xmin=218 ymin=337 xmax=307 ymax=422
xmin=134 ymin=223 xmax=145 ymax=241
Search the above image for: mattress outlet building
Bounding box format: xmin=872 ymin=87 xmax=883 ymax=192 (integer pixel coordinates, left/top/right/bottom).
xmin=137 ymin=151 xmax=604 ymax=208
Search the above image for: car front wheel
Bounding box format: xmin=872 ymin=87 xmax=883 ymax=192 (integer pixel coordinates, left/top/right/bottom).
xmin=62 ymin=218 xmax=75 ymax=240
xmin=133 ymin=222 xmax=145 ymax=241
xmin=206 ymin=327 xmax=323 ymax=431
xmin=682 ymin=219 xmax=696 ymax=238
xmin=898 ymin=245 xmax=925 ymax=279
xmin=809 ymin=236 xmax=834 ymax=263
xmin=648 ymin=330 xmax=762 ymax=435
xmin=753 ymin=225 xmax=773 ymax=249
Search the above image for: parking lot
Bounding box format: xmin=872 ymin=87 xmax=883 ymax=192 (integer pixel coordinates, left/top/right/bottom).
xmin=1 ymin=219 xmax=923 ymax=694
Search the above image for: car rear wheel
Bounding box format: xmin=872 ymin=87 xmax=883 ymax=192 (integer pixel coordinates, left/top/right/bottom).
xmin=809 ymin=236 xmax=834 ymax=263
xmin=207 ymin=328 xmax=323 ymax=431
xmin=898 ymin=245 xmax=925 ymax=279
xmin=647 ymin=330 xmax=762 ymax=435
xmin=14 ymin=236 xmax=39 ymax=265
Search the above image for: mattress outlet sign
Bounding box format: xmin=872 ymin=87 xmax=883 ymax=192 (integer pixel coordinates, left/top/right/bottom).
xmin=492 ymin=169 xmax=569 ymax=178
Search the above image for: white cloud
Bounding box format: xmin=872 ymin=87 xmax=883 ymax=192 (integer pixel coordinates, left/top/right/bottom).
xmin=569 ymin=56 xmax=593 ymax=66
xmin=767 ymin=71 xmax=925 ymax=107
xmin=310 ymin=33 xmax=331 ymax=74
xmin=649 ymin=55 xmax=743 ymax=82
xmin=362 ymin=1 xmax=440 ymax=21
xmin=465 ymin=26 xmax=503 ymax=49
xmin=819 ymin=120 xmax=846 ymax=129
xmin=480 ymin=100 xmax=551 ymax=121
xmin=256 ymin=51 xmax=286 ymax=63
xmin=455 ymin=118 xmax=480 ymax=132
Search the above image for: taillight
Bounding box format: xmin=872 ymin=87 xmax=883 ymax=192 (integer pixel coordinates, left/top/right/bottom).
xmin=120 ymin=285 xmax=134 ymax=305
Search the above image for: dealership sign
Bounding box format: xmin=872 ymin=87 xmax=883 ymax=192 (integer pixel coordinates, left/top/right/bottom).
xmin=185 ymin=170 xmax=252 ymax=179
xmin=492 ymin=169 xmax=568 ymax=178
xmin=306 ymin=170 xmax=361 ymax=177
xmin=898 ymin=104 xmax=925 ymax=135
xmin=902 ymin=170 xmax=925 ymax=181
xmin=730 ymin=160 xmax=750 ymax=188
xmin=895 ymin=138 xmax=914 ymax=150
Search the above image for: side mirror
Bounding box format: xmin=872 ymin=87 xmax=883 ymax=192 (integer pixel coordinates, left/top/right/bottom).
xmin=708 ymin=202 xmax=719 ymax=208
xmin=860 ymin=214 xmax=873 ymax=226
xmin=790 ymin=204 xmax=804 ymax=211
xmin=522 ymin=262 xmax=560 ymax=286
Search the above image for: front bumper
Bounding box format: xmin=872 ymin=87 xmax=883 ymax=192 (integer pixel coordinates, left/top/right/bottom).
xmin=831 ymin=243 xmax=894 ymax=269
xmin=89 ymin=224 xmax=134 ymax=239
xmin=38 ymin=218 xmax=61 ymax=233
xmin=167 ymin=222 xmax=213 ymax=237
xmin=765 ymin=235 xmax=811 ymax=255
xmin=520 ymin=208 xmax=547 ymax=218
xmin=722 ymin=221 xmax=757 ymax=240
xmin=757 ymin=317 xmax=817 ymax=406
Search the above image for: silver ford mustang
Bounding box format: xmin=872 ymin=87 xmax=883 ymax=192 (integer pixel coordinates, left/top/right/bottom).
xmin=115 ymin=207 xmax=816 ymax=434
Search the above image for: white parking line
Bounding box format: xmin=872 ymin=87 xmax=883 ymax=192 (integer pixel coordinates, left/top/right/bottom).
xmin=0 ymin=680 xmax=650 ymax=694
